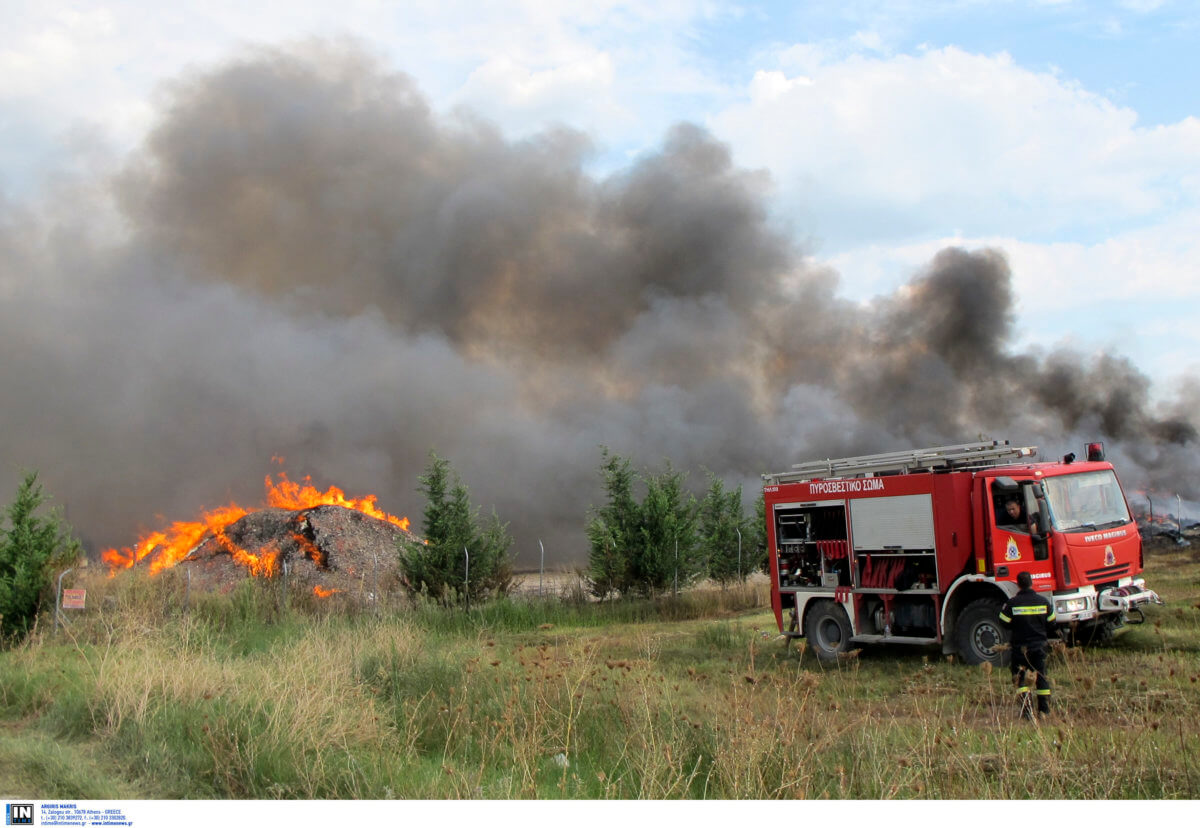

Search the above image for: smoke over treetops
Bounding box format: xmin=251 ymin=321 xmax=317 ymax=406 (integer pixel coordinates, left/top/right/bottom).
xmin=1 ymin=41 xmax=1196 ymax=562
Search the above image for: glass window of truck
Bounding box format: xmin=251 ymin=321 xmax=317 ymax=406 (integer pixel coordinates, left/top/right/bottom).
xmin=1042 ymin=470 xmax=1131 ymax=531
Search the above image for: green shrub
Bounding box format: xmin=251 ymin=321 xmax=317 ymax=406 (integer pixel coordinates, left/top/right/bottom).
xmin=585 ymin=450 xmax=699 ymax=598
xmin=397 ymin=452 xmax=514 ymax=606
xmin=0 ymin=472 xmax=81 ymax=641
xmin=698 ymin=472 xmax=753 ymax=585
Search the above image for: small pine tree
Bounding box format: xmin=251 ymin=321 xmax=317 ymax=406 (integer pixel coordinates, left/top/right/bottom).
xmin=397 ymin=452 xmax=513 ymax=605
xmin=634 ymin=464 xmax=698 ymax=596
xmin=586 ymin=450 xmax=703 ymax=598
xmin=585 ymin=448 xmax=638 ymax=599
xmin=0 ymin=472 xmax=81 ymax=640
xmin=699 ymin=472 xmax=749 ymax=586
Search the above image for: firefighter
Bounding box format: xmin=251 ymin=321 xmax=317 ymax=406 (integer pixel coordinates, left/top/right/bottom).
xmin=999 ymin=571 xmax=1057 ymax=719
xmin=1000 ymin=496 xmax=1026 ymax=528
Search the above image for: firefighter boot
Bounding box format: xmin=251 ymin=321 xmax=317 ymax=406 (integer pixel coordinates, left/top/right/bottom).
xmin=1037 ymin=692 xmax=1051 ymax=718
xmin=1018 ymin=689 xmax=1034 ymax=721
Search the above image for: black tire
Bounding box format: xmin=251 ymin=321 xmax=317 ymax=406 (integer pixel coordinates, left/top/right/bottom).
xmin=1070 ymin=616 xmax=1118 ymax=646
xmin=955 ymin=598 xmax=1010 ymax=666
xmin=806 ymin=601 xmax=853 ymax=662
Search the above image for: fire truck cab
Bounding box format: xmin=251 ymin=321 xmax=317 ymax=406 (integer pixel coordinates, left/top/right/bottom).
xmin=763 ymin=440 xmax=1162 ymax=664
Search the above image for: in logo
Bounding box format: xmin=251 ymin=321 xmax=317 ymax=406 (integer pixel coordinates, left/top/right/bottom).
xmin=5 ymin=804 xmax=34 ymax=826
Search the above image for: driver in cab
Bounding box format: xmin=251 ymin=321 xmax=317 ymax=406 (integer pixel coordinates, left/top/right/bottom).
xmin=999 ymin=497 xmax=1028 ymax=532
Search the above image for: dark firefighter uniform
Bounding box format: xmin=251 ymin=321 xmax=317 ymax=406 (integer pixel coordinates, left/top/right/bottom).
xmin=999 ymin=583 xmax=1057 ymax=717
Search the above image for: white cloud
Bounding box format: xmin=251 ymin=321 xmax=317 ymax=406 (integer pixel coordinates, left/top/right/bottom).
xmin=711 ymin=46 xmax=1200 ymax=250
xmin=0 ymin=1 xmax=730 ymax=185
xmin=457 ymin=51 xmax=628 ymax=134
xmin=748 ymin=69 xmax=813 ymax=102
xmin=0 ymin=5 xmax=115 ymax=96
xmin=1117 ymin=0 xmax=1167 ymax=12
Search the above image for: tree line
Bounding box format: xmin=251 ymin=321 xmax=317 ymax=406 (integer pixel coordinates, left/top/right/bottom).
xmin=397 ymin=448 xmax=767 ymax=604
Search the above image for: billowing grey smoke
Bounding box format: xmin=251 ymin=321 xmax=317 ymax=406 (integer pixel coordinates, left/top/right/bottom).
xmin=1 ymin=41 xmax=1195 ymax=563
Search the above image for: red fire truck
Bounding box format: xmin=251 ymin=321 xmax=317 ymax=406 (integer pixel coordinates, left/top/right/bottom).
xmin=763 ymin=440 xmax=1162 ymax=664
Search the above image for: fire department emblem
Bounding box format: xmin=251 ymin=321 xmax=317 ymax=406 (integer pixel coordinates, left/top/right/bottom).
xmin=1104 ymin=545 xmax=1116 ymax=566
xmin=1005 ymin=536 xmax=1020 ymax=561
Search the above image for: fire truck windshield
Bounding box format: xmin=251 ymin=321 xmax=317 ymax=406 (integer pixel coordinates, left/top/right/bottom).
xmin=1042 ymin=470 xmax=1131 ymax=532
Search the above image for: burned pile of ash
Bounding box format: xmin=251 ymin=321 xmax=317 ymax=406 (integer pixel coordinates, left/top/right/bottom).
xmin=178 ymin=504 xmax=420 ymax=602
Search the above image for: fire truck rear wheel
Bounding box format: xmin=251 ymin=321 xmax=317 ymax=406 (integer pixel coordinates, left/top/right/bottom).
xmin=807 ymin=601 xmax=852 ymax=662
xmin=956 ymin=598 xmax=1010 ymax=666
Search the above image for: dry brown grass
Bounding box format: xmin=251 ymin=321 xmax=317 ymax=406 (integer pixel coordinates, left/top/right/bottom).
xmin=1 ymin=549 xmax=1195 ymax=798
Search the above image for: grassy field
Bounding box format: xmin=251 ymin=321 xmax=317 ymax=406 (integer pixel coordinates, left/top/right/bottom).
xmin=1 ymin=543 xmax=1197 ymax=800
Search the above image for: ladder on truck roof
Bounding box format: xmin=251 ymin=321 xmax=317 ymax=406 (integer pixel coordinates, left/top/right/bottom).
xmin=763 ymin=440 xmax=1037 ymax=484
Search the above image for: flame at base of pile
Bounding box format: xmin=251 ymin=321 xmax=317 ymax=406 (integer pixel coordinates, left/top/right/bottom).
xmin=102 ymin=473 xmax=412 ymax=579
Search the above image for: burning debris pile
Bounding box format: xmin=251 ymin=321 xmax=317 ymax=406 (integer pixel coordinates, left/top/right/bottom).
xmin=1134 ymin=511 xmax=1195 ymax=549
xmin=102 ymin=473 xmax=420 ymax=600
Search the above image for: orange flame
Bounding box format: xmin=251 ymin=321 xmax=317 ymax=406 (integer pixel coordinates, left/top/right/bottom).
xmin=101 ymin=502 xmax=251 ymax=575
xmin=225 ymin=536 xmax=281 ymax=578
xmin=313 ymin=585 xmax=340 ymax=598
xmin=102 ymin=472 xmax=409 ymax=577
xmin=266 ymin=473 xmax=410 ymax=532
xmin=291 ymin=531 xmax=325 ymax=567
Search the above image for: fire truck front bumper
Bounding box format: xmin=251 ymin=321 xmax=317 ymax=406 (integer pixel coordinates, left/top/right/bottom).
xmin=1052 ymin=587 xmax=1098 ymax=623
xmin=1098 ymin=578 xmax=1163 ymax=615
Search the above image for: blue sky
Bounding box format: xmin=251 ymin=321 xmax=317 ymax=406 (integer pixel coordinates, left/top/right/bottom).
xmin=3 ymin=0 xmax=1198 ymax=387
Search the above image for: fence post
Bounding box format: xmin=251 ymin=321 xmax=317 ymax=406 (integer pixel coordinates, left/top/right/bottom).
xmin=464 ymin=547 xmax=470 ymax=613
xmin=736 ymin=527 xmax=742 ymax=581
xmin=372 ymin=549 xmax=380 ymax=615
xmin=674 ymin=538 xmax=678 ymax=597
xmin=54 ymin=567 xmax=74 ymax=636
xmin=282 ymin=560 xmax=290 ymax=609
xmin=539 ymin=539 xmax=545 ymax=597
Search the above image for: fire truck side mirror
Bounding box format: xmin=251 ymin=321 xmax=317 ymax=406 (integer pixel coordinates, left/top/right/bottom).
xmin=1028 ymin=486 xmax=1051 ymax=540
xmin=1030 ymin=509 xmax=1050 ymax=538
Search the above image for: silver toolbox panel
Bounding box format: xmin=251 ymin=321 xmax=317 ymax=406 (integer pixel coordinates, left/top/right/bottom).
xmin=849 ymin=494 xmax=935 ymax=550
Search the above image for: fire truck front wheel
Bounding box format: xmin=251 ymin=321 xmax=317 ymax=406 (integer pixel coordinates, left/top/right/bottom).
xmin=807 ymin=601 xmax=853 ymax=662
xmin=956 ymin=598 xmax=1010 ymax=666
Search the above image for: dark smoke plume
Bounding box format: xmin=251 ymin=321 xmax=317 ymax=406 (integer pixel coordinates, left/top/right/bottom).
xmin=1 ymin=41 xmax=1196 ymax=563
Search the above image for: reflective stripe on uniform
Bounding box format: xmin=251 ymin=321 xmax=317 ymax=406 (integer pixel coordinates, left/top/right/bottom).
xmin=1016 ymin=687 xmax=1030 ymax=694
xmin=1012 ymin=606 xmax=1048 ymax=616
xmin=1036 ymin=689 xmax=1051 ymax=696
xmin=998 ymin=612 xmax=1011 ymax=622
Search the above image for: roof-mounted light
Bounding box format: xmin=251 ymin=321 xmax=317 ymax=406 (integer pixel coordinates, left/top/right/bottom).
xmin=1086 ymin=442 xmax=1105 ymax=462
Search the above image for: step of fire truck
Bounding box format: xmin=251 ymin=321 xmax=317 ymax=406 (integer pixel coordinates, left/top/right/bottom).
xmin=782 ymin=630 xmax=939 ymax=646
xmin=764 ymin=440 xmax=1037 ymax=484
xmin=849 ymin=634 xmax=939 ymax=645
